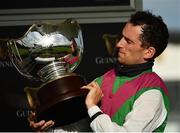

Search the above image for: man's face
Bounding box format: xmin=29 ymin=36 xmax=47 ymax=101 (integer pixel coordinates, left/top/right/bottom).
xmin=116 ymin=23 xmax=148 ymax=65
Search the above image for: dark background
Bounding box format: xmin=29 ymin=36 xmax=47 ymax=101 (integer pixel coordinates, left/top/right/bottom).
xmin=0 ymin=0 xmax=129 ymax=9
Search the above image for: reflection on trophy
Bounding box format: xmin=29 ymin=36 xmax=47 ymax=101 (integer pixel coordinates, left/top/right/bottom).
xmin=1 ymin=19 xmax=88 ymax=126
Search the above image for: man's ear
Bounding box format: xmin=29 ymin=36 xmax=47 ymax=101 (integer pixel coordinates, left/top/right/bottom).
xmin=144 ymin=46 xmax=156 ymax=59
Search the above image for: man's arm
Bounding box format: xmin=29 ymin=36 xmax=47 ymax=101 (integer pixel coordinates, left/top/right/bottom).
xmin=87 ymin=89 xmax=167 ymax=132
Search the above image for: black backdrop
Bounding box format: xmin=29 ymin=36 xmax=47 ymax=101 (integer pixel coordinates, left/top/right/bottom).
xmin=0 ymin=22 xmax=125 ymax=131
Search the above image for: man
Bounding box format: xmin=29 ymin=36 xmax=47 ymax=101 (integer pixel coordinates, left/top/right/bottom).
xmin=28 ymin=10 xmax=170 ymax=132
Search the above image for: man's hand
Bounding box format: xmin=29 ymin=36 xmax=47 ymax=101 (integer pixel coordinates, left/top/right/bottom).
xmin=81 ymin=81 xmax=103 ymax=109
xmin=28 ymin=112 xmax=55 ymax=132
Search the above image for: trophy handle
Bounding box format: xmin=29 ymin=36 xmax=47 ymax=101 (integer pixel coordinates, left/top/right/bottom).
xmin=24 ymin=87 xmax=40 ymax=110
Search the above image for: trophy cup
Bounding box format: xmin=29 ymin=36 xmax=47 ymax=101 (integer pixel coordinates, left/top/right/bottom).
xmin=3 ymin=19 xmax=88 ymax=126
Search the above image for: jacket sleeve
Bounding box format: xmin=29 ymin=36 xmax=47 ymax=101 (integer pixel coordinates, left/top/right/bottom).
xmin=88 ymin=89 xmax=167 ymax=132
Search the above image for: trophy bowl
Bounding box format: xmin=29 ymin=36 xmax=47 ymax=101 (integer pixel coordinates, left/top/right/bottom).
xmin=5 ymin=19 xmax=88 ymax=126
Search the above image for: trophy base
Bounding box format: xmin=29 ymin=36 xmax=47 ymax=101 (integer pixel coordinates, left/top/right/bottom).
xmin=37 ymin=95 xmax=88 ymax=127
xmin=25 ymin=74 xmax=89 ymax=127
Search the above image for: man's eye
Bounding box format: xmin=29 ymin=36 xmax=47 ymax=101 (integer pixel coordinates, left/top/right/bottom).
xmin=126 ymin=39 xmax=131 ymax=44
xmin=127 ymin=40 xmax=132 ymax=44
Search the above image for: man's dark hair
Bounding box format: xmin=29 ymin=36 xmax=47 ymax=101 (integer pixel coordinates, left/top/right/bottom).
xmin=129 ymin=11 xmax=169 ymax=58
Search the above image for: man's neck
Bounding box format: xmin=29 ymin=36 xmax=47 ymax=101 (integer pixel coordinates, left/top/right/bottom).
xmin=114 ymin=60 xmax=154 ymax=77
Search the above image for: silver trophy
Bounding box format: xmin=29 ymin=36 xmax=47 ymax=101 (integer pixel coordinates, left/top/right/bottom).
xmin=3 ymin=19 xmax=88 ymax=126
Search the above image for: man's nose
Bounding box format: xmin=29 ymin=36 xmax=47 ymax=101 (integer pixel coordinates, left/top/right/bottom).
xmin=116 ymin=38 xmax=124 ymax=47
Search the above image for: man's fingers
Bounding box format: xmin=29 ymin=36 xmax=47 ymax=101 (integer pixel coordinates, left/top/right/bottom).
xmin=29 ymin=120 xmax=45 ymax=128
xmin=27 ymin=111 xmax=54 ymax=132
xmin=81 ymin=85 xmax=94 ymax=90
xmin=94 ymin=81 xmax=100 ymax=87
xmin=40 ymin=120 xmax=55 ymax=131
xmin=81 ymin=81 xmax=99 ymax=90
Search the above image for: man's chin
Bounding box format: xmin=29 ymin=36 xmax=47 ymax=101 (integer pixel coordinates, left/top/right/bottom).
xmin=118 ymin=60 xmax=124 ymax=64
